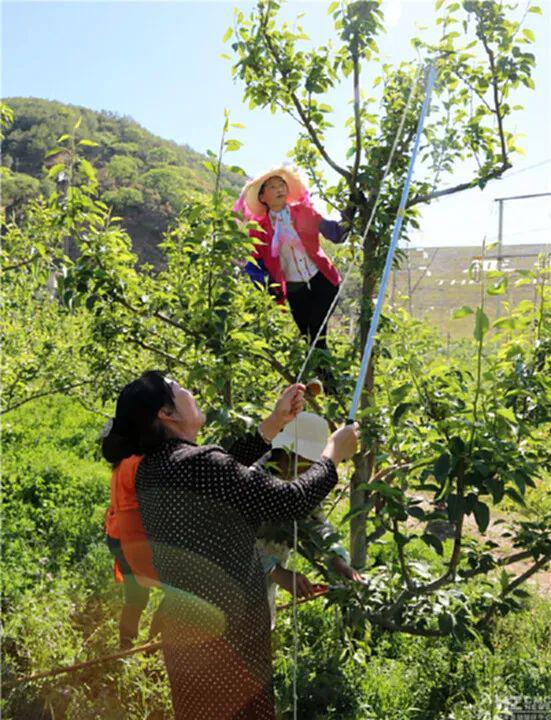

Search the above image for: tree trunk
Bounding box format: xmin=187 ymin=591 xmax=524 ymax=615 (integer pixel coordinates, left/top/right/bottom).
xmin=350 ymin=359 xmax=376 ymax=567
xmin=350 ymin=226 xmax=378 ymax=567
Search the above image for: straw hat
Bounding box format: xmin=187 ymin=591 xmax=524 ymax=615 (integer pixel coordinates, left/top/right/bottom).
xmin=241 ymin=166 xmax=308 ymax=217
xmin=272 ymin=412 xmax=329 ymax=462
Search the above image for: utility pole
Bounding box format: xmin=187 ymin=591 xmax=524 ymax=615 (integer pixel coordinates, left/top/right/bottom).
xmin=494 ymin=191 xmax=551 ymax=317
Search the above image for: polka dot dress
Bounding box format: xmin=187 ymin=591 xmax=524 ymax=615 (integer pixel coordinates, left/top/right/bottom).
xmin=135 ymin=433 xmax=338 ymax=720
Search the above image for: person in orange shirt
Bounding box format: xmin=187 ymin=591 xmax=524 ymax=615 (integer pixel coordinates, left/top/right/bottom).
xmin=104 ymin=453 xmax=161 ymax=649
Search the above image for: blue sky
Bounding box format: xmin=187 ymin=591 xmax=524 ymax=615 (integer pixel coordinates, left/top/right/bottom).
xmin=2 ymin=0 xmax=550 ymax=249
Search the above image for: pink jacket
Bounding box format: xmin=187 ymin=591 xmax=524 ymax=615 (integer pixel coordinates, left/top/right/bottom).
xmin=249 ymin=204 xmax=341 ymax=301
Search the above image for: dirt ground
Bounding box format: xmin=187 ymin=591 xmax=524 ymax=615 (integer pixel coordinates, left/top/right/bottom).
xmin=409 ymin=494 xmax=551 ymax=598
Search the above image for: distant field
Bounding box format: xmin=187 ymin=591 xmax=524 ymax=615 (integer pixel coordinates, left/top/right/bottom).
xmin=334 ymin=243 xmax=549 ymax=339
xmin=391 ymin=243 xmax=548 ymax=336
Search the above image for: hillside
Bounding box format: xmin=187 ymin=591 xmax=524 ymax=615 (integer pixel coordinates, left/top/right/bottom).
xmin=1 ymin=97 xmax=245 ymax=263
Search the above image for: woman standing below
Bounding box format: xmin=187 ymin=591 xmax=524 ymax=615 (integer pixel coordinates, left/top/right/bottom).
xmin=236 ymin=168 xmax=355 ymax=374
xmin=102 ymin=370 xmax=358 ymax=720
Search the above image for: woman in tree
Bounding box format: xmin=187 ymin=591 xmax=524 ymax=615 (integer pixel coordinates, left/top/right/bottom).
xmin=235 ymin=167 xmax=354 ymax=383
xmin=102 ymin=370 xmax=358 ymax=720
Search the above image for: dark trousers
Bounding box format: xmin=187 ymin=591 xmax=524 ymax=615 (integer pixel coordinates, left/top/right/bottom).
xmin=286 ymin=271 xmax=339 ymax=350
xmin=106 ymin=535 xmax=162 ymax=647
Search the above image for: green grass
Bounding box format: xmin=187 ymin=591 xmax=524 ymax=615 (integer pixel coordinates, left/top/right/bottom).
xmin=2 ymin=395 xmax=550 ymax=719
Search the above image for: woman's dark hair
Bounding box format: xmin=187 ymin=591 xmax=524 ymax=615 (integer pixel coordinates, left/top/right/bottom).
xmin=102 ymin=370 xmax=175 ymax=465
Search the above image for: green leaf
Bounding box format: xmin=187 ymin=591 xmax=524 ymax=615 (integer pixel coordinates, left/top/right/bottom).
xmin=528 ymin=5 xmax=543 ymax=14
xmin=223 ymin=27 xmax=233 ymax=43
xmin=421 ymin=533 xmax=444 ymax=555
xmin=487 ymin=276 xmax=508 ymax=296
xmin=449 ymin=436 xmax=465 ymax=456
xmin=45 ymin=147 xmax=68 ymax=159
xmin=392 ymin=402 xmax=411 ymax=425
xmin=435 ymin=0 xmax=444 ymax=9
xmin=78 ymin=139 xmax=100 ymax=147
xmin=447 ymin=494 xmax=463 ymax=522
xmin=225 ymin=139 xmax=243 ymax=152
xmin=453 ymin=305 xmax=474 ymax=319
xmin=434 ymin=452 xmax=451 ymax=482
xmin=407 ymin=506 xmax=426 ymax=520
xmin=473 ymin=501 xmax=490 ymax=533
xmin=438 ymin=613 xmax=454 ymax=634
xmin=365 ymin=481 xmax=404 ymax=501
xmin=390 ymin=383 xmax=412 ymax=403
xmin=505 ymin=487 xmax=526 ymax=506
xmin=78 ymin=158 xmax=95 ymax=181
xmin=485 ymin=477 xmax=504 ymax=504
xmin=328 ymin=1 xmax=339 ymax=14
xmin=474 ymin=307 xmax=489 ymax=341
xmin=493 ymin=316 xmax=520 ymax=330
xmin=46 ymin=162 xmax=66 ymax=179
xmin=57 ymin=134 xmax=71 ymax=143
xmin=228 ymin=165 xmax=247 ymax=176
xmin=496 ymin=407 xmax=516 ymax=424
xmin=74 ymin=116 xmax=82 ymax=130
xmin=522 ymin=28 xmax=535 ymax=42
xmin=513 ymin=472 xmax=526 ymax=496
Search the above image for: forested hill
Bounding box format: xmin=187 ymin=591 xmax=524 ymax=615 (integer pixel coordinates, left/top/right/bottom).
xmin=1 ymin=97 xmax=246 ymax=262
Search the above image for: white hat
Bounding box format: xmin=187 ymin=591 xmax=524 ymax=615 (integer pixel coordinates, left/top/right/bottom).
xmin=241 ymin=166 xmax=308 ymax=218
xmin=272 ymin=412 xmax=329 ymax=462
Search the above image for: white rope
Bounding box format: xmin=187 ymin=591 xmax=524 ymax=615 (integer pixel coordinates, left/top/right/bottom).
xmin=289 ymin=64 xmax=424 ymax=720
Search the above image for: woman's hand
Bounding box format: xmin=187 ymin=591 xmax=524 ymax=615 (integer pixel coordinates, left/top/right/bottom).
xmin=273 ymin=384 xmax=305 ymax=425
xmin=329 ymin=556 xmax=364 ymax=583
xmin=271 ymin=565 xmax=316 ymax=599
xmin=259 ymin=384 xmax=305 ymax=442
xmin=322 ymin=423 xmax=359 ymax=465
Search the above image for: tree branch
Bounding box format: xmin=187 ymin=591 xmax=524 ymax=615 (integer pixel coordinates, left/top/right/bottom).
xmin=406 ymin=163 xmax=510 ymax=208
xmin=476 ymin=552 xmax=551 ymax=628
xmin=259 ymin=19 xmax=350 ymax=182
xmin=127 ymin=337 xmax=182 ymax=366
xmin=480 ymin=34 xmax=508 ymax=165
xmin=461 ymin=549 xmax=534 ymax=580
xmin=304 ymin=164 xmax=339 ymax=212
xmin=1 ymin=257 xmax=37 ymax=273
xmin=386 ymin=506 xmax=466 ymax=620
xmin=1 ymin=380 xmax=93 ymax=415
xmin=351 ymin=50 xmax=362 ymax=186
xmin=393 ymin=518 xmax=415 ymax=591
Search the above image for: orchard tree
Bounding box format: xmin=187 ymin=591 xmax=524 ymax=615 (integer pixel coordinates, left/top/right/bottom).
xmin=2 ymin=0 xmax=548 ymax=642
xmin=226 ymin=0 xmax=542 ymax=566
xmin=51 ymin=96 xmax=549 ymax=640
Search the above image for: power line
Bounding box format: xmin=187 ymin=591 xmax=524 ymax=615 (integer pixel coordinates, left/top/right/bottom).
xmin=504 ymin=159 xmax=551 ymax=178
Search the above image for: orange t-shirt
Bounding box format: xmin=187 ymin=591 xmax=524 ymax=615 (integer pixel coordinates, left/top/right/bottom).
xmin=105 ymin=455 xmax=143 ymax=538
xmin=105 ymin=455 xmax=158 ymax=587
